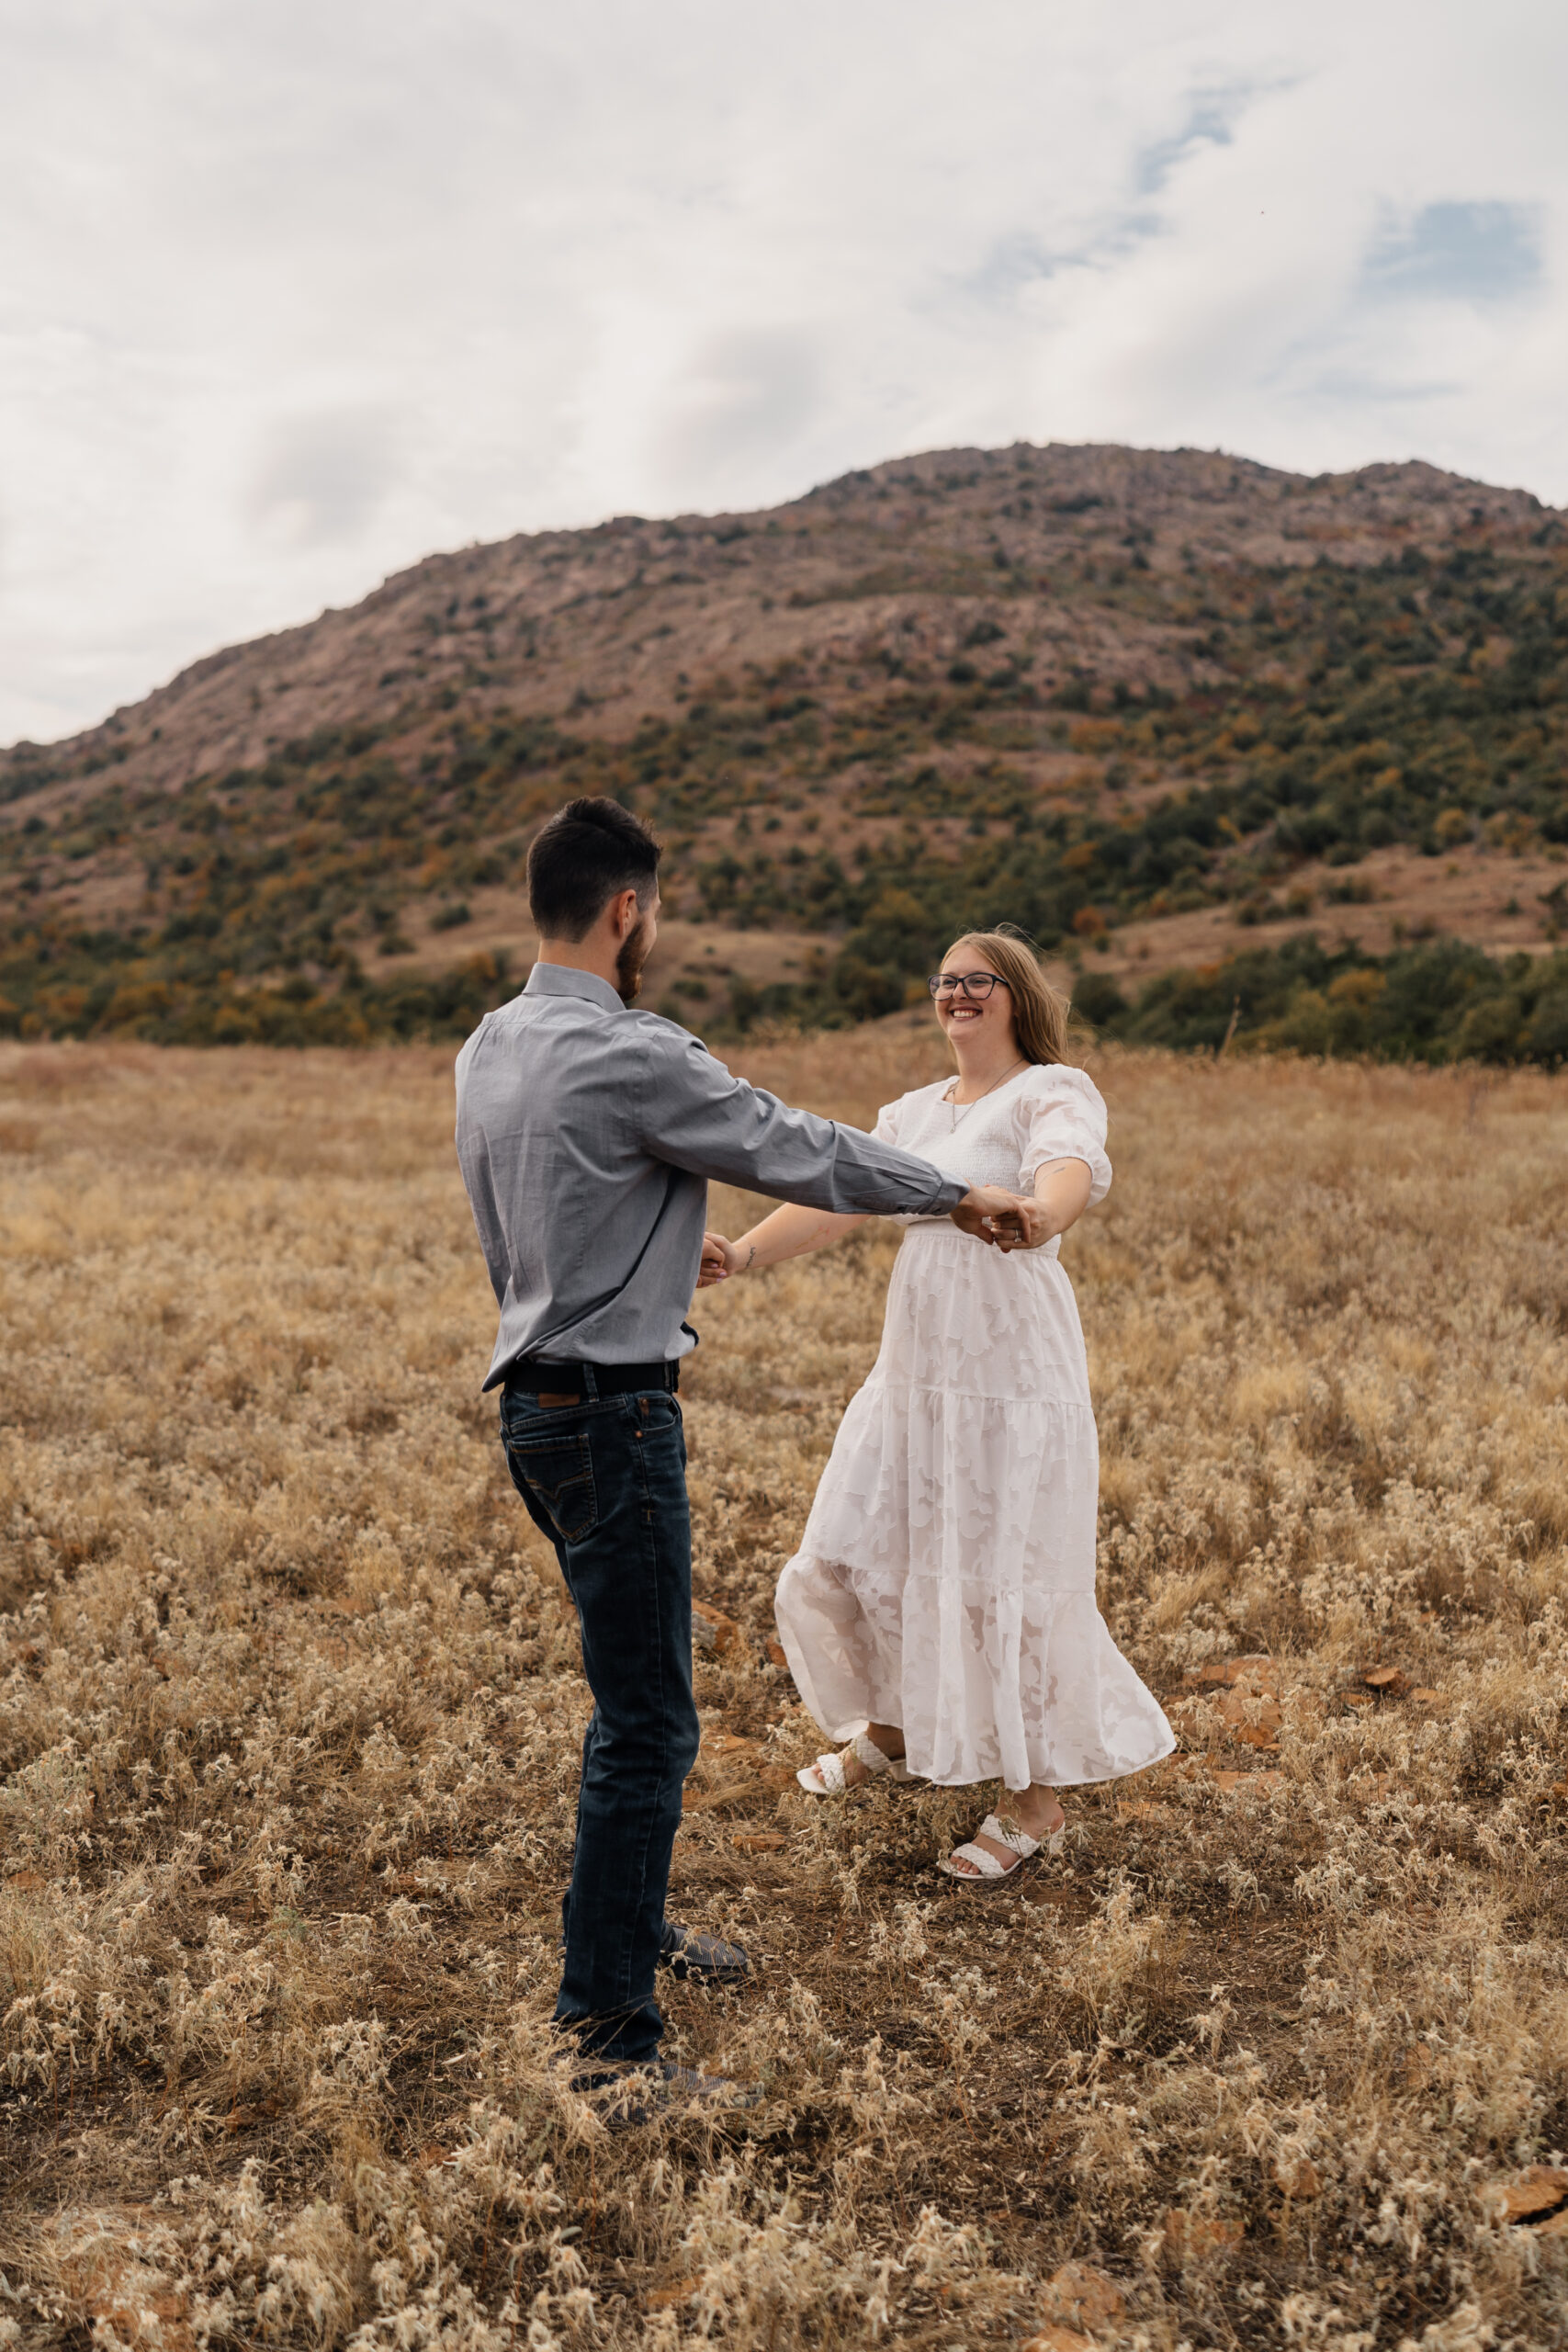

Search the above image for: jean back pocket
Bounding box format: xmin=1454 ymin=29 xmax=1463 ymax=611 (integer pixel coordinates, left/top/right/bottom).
xmin=508 ymin=1430 xmax=599 ymax=1544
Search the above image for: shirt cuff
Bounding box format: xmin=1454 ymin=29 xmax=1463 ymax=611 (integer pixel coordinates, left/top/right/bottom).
xmin=922 ymin=1171 xmax=969 ymax=1214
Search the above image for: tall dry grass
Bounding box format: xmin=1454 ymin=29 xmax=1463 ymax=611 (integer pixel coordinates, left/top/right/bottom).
xmin=1 ymin=1026 xmax=1566 ymax=2350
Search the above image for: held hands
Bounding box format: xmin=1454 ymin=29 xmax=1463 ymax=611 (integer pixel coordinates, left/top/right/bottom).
xmin=697 ymin=1230 xmax=743 ymax=1286
xmin=950 ymin=1186 xmax=1050 ymax=1250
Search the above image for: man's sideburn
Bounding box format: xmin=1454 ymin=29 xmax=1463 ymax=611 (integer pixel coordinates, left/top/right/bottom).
xmin=615 ymin=911 xmax=654 ymax=1005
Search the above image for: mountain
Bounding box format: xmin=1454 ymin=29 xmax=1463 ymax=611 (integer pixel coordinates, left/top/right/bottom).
xmin=2 ymin=440 xmax=1565 ymax=1049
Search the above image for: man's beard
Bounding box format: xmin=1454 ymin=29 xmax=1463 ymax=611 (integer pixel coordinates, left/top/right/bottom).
xmin=615 ymin=912 xmax=653 ymax=1005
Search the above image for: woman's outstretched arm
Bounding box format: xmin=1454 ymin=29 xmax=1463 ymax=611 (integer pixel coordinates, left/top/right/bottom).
xmin=697 ymin=1202 xmax=869 ymax=1285
xmin=1029 ymin=1156 xmax=1093 ymax=1243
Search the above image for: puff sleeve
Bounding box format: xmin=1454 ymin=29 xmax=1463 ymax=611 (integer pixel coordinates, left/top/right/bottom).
xmin=1017 ymin=1067 xmax=1111 ymax=1204
xmin=873 ymin=1094 xmax=905 ymax=1148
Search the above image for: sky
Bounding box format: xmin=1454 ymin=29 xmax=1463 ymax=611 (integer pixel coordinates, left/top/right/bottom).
xmin=2 ymin=1 xmax=1564 ymax=747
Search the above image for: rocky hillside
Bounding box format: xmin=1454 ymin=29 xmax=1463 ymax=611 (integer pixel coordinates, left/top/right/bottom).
xmin=2 ymin=441 xmax=1565 ymax=1048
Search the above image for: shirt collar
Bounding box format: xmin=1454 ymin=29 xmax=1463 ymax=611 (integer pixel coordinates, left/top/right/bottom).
xmin=523 ymin=962 xmax=626 ymax=1015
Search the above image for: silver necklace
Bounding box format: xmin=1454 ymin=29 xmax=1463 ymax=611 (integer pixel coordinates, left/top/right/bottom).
xmin=944 ymin=1058 xmax=1025 ymax=1128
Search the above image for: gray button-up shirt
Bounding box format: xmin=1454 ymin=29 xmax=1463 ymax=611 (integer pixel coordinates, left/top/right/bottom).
xmin=454 ymin=964 xmax=968 ymax=1386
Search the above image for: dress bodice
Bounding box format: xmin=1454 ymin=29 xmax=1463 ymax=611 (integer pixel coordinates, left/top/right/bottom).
xmin=874 ymin=1063 xmax=1111 ymax=1209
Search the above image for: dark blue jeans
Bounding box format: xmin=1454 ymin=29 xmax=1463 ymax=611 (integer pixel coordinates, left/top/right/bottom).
xmin=499 ymin=1375 xmax=698 ymax=2065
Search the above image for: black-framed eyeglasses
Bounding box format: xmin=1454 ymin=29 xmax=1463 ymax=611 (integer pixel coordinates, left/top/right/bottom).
xmin=928 ymin=971 xmax=1008 ymax=1001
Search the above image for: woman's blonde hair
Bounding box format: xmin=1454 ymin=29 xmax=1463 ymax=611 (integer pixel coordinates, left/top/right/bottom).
xmin=940 ymin=926 xmax=1070 ymax=1067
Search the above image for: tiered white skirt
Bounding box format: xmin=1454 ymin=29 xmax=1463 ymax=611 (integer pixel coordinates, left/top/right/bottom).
xmin=774 ymin=1225 xmax=1175 ymax=1791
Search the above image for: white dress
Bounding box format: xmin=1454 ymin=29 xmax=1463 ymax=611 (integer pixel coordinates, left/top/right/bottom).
xmin=773 ymin=1064 xmax=1174 ymax=1792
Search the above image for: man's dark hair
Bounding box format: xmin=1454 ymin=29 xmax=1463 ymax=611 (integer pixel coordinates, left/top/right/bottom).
xmin=526 ymin=797 xmax=661 ymax=941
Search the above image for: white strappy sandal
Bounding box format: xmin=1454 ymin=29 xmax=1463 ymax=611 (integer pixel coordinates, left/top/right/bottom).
xmin=937 ymin=1810 xmax=1066 ymax=1885
xmin=796 ymin=1729 xmax=914 ymax=1796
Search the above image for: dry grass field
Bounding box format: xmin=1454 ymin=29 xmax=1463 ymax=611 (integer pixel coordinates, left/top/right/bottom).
xmin=2 ymin=1028 xmax=1567 ymax=2351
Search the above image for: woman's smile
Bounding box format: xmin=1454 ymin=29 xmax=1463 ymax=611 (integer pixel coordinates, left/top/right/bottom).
xmin=935 ymin=958 xmax=1006 ymax=1041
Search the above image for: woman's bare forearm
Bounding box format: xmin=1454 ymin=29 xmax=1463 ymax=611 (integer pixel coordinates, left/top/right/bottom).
xmin=730 ymin=1202 xmax=870 ymax=1271
xmin=1030 ymin=1158 xmax=1093 ymax=1242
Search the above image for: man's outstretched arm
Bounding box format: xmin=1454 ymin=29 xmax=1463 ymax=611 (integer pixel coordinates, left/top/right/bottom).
xmin=638 ymin=1026 xmax=1042 ymax=1239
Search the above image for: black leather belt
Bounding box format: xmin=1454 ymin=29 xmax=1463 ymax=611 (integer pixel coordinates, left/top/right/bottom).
xmin=502 ymin=1356 xmax=680 ymax=1398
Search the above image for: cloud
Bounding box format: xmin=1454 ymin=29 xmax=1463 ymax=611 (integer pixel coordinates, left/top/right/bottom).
xmin=654 ymin=330 xmax=821 ymax=487
xmin=246 ymin=408 xmax=401 ymax=548
xmin=0 ymin=0 xmax=1565 ymax=741
xmin=1133 ymin=83 xmax=1255 ymax=199
xmin=1360 ymin=200 xmax=1544 ymax=305
xmin=960 ymin=232 xmax=1065 ymax=306
xmin=959 ymin=78 xmax=1282 ymax=313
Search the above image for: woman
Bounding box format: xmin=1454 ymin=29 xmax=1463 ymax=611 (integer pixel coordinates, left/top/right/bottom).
xmin=701 ymin=930 xmax=1173 ymax=1883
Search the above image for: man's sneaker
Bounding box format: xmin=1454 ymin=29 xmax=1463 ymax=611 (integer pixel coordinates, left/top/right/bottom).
xmin=568 ymin=2061 xmax=761 ymax=2133
xmin=658 ymin=1919 xmax=753 ymax=1984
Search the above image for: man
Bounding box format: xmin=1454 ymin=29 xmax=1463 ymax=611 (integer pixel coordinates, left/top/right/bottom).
xmin=454 ymin=796 xmax=1039 ymax=2126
